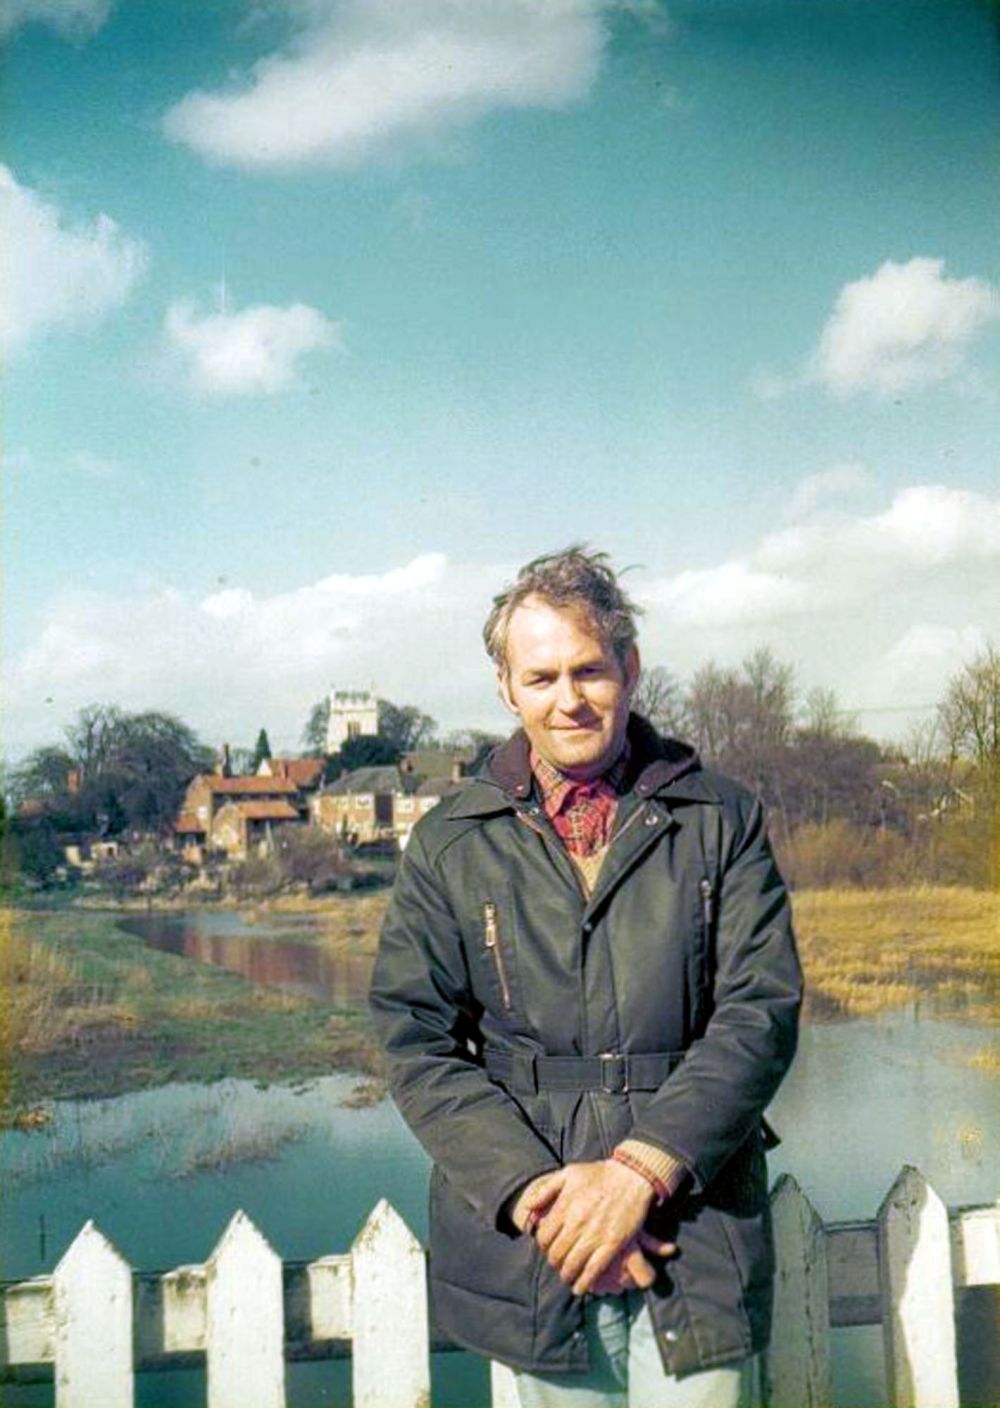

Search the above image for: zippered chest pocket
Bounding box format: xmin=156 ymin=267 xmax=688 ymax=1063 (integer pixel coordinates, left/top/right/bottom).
xmin=467 ymin=889 xmax=532 ymax=1025
xmin=482 ymin=901 xmax=513 ymax=1012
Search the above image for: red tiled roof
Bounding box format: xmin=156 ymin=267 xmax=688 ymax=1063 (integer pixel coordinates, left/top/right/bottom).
xmin=266 ymin=757 xmax=325 ymax=788
xmin=234 ymin=800 xmax=301 ymax=822
xmin=198 ymin=775 xmax=298 ymax=795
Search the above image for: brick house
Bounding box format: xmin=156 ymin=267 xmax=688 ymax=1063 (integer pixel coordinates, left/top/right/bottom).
xmin=311 ymin=765 xmax=415 ymax=845
xmin=210 ymin=799 xmax=302 ymax=861
xmin=257 ymin=756 xmax=326 ymax=793
xmin=175 ymin=773 xmax=304 ymax=861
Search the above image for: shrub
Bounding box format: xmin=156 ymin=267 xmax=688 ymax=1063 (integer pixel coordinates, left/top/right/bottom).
xmin=229 ymin=854 xmax=285 ymax=897
xmin=97 ymin=843 xmax=163 ymax=899
xmin=777 ymin=821 xmax=912 ymax=889
xmin=273 ymin=828 xmax=353 ymax=894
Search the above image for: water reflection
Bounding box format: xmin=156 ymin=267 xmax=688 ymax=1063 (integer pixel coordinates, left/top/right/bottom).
xmin=118 ymin=911 xmax=375 ymax=1006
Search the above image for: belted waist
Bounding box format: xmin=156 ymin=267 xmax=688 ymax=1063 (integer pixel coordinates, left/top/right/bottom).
xmin=484 ymin=1048 xmax=684 ymax=1096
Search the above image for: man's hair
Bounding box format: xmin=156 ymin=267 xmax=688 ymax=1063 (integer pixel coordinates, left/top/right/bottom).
xmin=483 ymin=545 xmax=642 ymax=672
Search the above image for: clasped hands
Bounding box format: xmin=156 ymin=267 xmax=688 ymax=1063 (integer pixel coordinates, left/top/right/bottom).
xmin=511 ymin=1160 xmax=677 ymax=1297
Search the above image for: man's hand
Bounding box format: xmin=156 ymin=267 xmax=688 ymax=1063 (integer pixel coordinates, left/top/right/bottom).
xmin=508 ymin=1170 xmax=565 ymax=1234
xmin=588 ymin=1230 xmax=679 ymax=1296
xmin=532 ymin=1160 xmax=656 ymax=1295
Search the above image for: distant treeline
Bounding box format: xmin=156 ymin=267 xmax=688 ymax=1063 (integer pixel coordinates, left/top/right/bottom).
xmin=4 ymin=647 xmax=998 ymax=892
xmin=631 ymin=646 xmax=998 ymax=890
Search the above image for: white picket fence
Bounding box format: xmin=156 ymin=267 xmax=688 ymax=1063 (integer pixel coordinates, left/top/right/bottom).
xmin=2 ymin=1166 xmax=998 ymax=1407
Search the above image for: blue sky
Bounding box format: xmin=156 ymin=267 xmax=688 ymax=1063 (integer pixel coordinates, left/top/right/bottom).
xmin=4 ymin=0 xmax=999 ymax=759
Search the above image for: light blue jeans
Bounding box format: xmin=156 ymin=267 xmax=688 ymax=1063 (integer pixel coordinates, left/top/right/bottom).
xmin=512 ymin=1293 xmax=751 ymax=1408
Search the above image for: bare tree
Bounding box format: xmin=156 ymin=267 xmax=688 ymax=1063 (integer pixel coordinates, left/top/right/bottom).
xmin=684 ymin=650 xmax=794 ymax=787
xmin=632 ymin=665 xmax=687 ymax=736
xmin=938 ymin=646 xmax=1000 ymax=789
xmin=684 ymin=661 xmax=736 ymax=762
xmin=801 ymin=686 xmax=848 ymax=738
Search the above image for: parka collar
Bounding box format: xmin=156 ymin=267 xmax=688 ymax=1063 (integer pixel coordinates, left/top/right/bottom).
xmin=446 ymin=713 xmax=719 ymax=820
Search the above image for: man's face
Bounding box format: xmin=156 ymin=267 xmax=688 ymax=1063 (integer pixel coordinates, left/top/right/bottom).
xmin=498 ymin=594 xmax=639 ymax=780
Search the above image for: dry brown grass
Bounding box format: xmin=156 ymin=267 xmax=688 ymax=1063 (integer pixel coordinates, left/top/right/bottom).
xmin=968 ymin=1045 xmax=1000 ymax=1073
xmin=0 ymin=913 xmax=91 ymax=1055
xmin=794 ymin=886 xmax=1000 ymax=1021
xmin=308 ymin=891 xmax=390 ymax=956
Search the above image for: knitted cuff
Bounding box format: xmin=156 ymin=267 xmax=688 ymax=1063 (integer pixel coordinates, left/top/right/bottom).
xmin=612 ymin=1139 xmax=689 ymax=1202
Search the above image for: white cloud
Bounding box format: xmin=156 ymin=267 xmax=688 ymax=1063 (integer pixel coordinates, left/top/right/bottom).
xmin=4 ymin=555 xmax=510 ymax=760
xmin=162 ymin=0 xmax=609 ymax=170
xmin=635 ymin=483 xmax=999 ymax=729
xmin=808 ymin=258 xmax=1000 ymax=397
xmin=0 ymin=165 xmax=147 ymax=357
xmin=165 ymin=298 xmax=339 ymax=396
xmin=649 ymin=562 xmax=815 ymax=628
xmin=0 ymin=0 xmax=111 ymax=39
xmin=864 ymin=485 xmax=1000 ymax=565
xmin=785 ymin=463 xmax=869 ymax=521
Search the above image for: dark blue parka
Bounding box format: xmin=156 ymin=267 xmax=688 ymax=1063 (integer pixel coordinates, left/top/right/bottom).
xmin=369 ymin=716 xmax=802 ymax=1376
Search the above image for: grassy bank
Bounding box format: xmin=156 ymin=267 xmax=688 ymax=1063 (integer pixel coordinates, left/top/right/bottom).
xmin=0 ymin=906 xmax=382 ymax=1112
xmin=794 ymin=886 xmax=1000 ymax=1022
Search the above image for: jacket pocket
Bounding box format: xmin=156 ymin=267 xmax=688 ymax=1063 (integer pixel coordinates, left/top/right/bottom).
xmin=483 ymin=900 xmax=513 ymax=1012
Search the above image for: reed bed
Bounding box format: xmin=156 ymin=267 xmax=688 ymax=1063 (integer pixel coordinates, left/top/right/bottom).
xmin=793 ymin=886 xmax=1000 ymax=1022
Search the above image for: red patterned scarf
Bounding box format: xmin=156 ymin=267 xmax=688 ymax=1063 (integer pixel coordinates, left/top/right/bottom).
xmin=530 ymin=748 xmax=629 ymax=857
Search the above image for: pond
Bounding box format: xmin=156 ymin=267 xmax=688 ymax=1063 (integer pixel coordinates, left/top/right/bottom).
xmin=3 ymin=912 xmax=998 ymax=1406
xmin=117 ymin=909 xmax=376 ymax=1006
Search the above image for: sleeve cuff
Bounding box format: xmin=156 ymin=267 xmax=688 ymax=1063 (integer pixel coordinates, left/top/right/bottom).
xmin=613 ymin=1139 xmax=689 ymax=1198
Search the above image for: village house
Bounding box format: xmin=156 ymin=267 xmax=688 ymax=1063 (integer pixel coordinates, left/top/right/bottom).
xmin=311 ymin=765 xmax=410 ymax=846
xmin=312 ymin=755 xmax=472 ymax=849
xmin=399 ymin=747 xmax=476 ymax=786
xmin=174 ymin=772 xmax=304 ymax=862
xmin=257 ymin=755 xmax=326 ymax=793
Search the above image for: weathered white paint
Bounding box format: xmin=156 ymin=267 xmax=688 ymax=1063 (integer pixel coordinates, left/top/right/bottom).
xmin=825 ymin=1223 xmax=880 ymax=1324
xmin=206 ymin=1212 xmax=285 ymax=1408
xmin=951 ymin=1202 xmax=1000 ymax=1287
xmin=52 ymin=1222 xmax=133 ymax=1408
xmin=352 ymin=1200 xmax=430 ymax=1408
xmin=764 ymin=1175 xmax=832 ymax=1408
xmin=305 ymin=1254 xmax=353 ymax=1339
xmin=490 ymin=1358 xmax=521 ymax=1408
xmin=878 ymin=1166 xmax=959 ymax=1408
xmin=162 ymin=1265 xmax=208 ymax=1351
xmin=1 ymin=1277 xmax=52 ymax=1365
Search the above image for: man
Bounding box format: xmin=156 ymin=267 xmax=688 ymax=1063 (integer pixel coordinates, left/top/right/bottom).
xmin=370 ymin=547 xmax=802 ymax=1406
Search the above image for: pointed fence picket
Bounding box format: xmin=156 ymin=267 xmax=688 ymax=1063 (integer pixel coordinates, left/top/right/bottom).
xmin=1 ymin=1168 xmax=997 ymax=1407
xmin=878 ymin=1166 xmax=960 ymax=1408
xmin=205 ymin=1211 xmax=285 ymax=1408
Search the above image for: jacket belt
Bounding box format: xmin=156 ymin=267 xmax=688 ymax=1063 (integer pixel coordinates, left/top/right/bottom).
xmin=484 ymin=1048 xmax=684 ymax=1096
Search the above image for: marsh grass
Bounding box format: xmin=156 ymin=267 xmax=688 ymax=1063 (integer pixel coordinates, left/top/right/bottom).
xmin=1 ymin=908 xmax=383 ymax=1108
xmin=795 ymin=886 xmax=1000 ymax=1021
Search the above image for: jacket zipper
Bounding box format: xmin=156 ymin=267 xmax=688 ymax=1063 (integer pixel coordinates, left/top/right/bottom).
xmin=699 ymin=876 xmax=714 ymax=930
xmin=483 ymin=902 xmax=512 ymax=1011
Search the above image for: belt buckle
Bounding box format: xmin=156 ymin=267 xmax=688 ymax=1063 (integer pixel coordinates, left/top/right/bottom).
xmin=599 ymin=1052 xmax=628 ymax=1095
